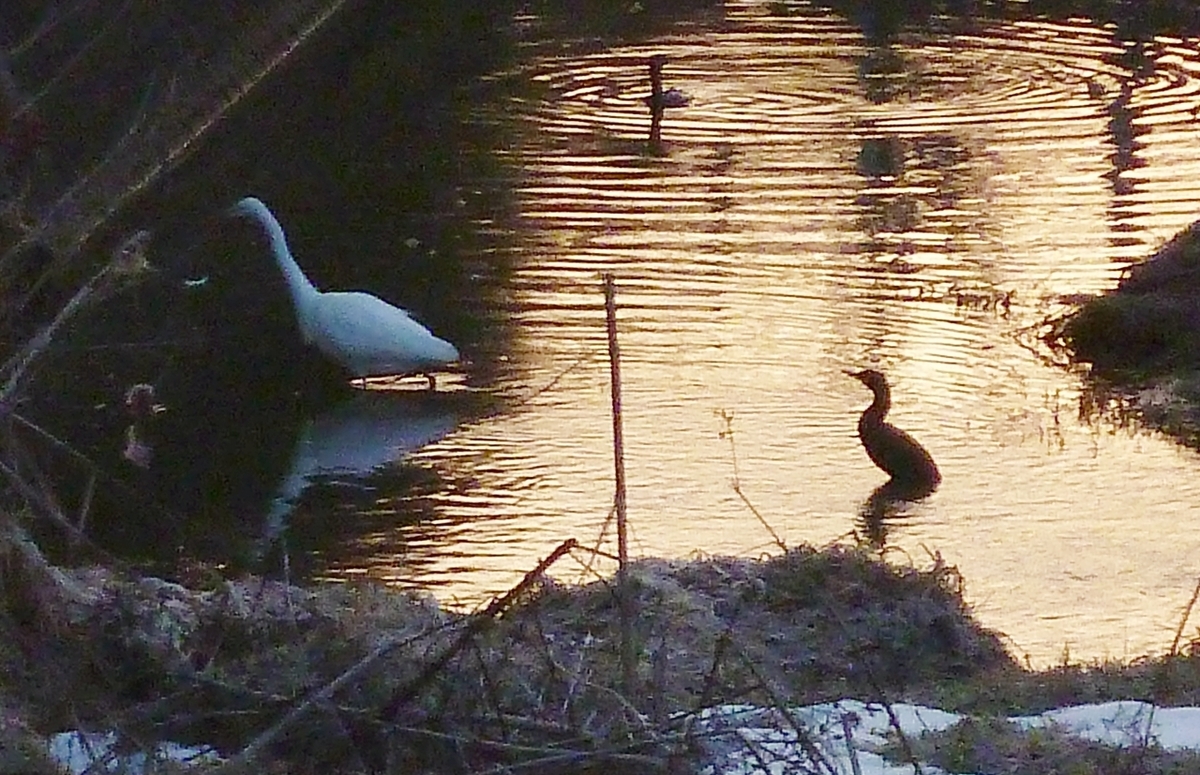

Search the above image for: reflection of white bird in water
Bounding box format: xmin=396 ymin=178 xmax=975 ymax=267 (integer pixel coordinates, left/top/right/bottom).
xmin=846 ymin=369 xmax=940 ymax=491
xmin=262 ymin=392 xmax=459 ymax=550
xmin=228 ymin=197 xmax=460 ymax=386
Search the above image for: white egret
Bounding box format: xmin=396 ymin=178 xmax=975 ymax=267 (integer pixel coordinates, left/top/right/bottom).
xmin=228 ymin=197 xmax=460 ymax=386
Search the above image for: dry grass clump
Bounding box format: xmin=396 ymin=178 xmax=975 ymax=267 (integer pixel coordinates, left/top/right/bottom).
xmin=490 ymin=545 xmax=1011 ymax=707
xmin=913 ymin=647 xmax=1200 ymax=720
xmin=0 ymin=550 xmax=454 ymax=768
xmin=1044 ymin=218 xmax=1200 ymax=447
xmin=388 ymin=545 xmax=1013 ymax=770
xmin=0 ymin=539 xmax=1013 ymax=773
xmin=892 ymin=714 xmax=1200 ymax=775
xmin=1046 ymin=218 xmax=1200 ymax=377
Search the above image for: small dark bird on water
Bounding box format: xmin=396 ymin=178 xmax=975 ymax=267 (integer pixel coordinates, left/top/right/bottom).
xmin=644 ymin=54 xmax=689 ymax=111
xmin=645 ymin=54 xmax=688 ymax=146
xmin=846 ymin=368 xmax=941 ymax=490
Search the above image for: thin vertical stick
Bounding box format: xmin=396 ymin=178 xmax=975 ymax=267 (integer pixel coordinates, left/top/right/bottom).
xmin=1170 ymin=575 xmax=1200 ymax=656
xmin=603 ymin=272 xmax=634 ymax=694
xmin=603 ymin=273 xmax=628 ymax=570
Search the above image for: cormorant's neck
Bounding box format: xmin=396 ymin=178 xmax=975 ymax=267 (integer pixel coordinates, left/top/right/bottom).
xmin=649 ymin=64 xmax=664 ymax=99
xmin=862 ymin=383 xmax=891 ymax=424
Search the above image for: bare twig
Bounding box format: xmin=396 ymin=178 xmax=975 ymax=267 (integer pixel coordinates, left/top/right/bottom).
xmin=7 ymin=64 xmax=161 ymax=312
xmin=1170 ymin=575 xmax=1200 ymax=657
xmin=0 ymin=512 xmax=101 ymax=616
xmin=7 ymin=410 xmax=184 ymax=531
xmin=390 ymin=724 xmax=668 ymax=773
xmin=716 ymin=409 xmax=787 ymax=551
xmin=602 ymin=274 xmax=628 ymax=571
xmin=695 ymin=632 xmax=731 ymax=711
xmin=0 ymin=457 xmax=107 ymax=558
xmin=603 ymin=273 xmax=636 ymax=697
xmin=0 ymin=229 xmax=151 ymax=411
xmin=840 ymin=711 xmax=864 ymax=775
xmin=2 ymin=0 xmax=354 ymax=278
xmin=581 ymin=502 xmax=617 ymax=575
xmin=75 ymin=468 xmax=96 ymax=537
xmin=816 ymin=598 xmax=924 ymax=774
xmin=380 ymin=539 xmax=579 ymax=720
xmin=468 ymin=640 xmax=513 ymax=739
xmin=726 ymin=637 xmax=840 ymax=775
xmin=214 ymin=619 xmax=467 ymax=775
xmin=23 ymin=0 xmax=137 ymax=111
xmin=9 ymin=0 xmax=107 ymax=59
xmin=511 ymin=350 xmax=595 ymax=409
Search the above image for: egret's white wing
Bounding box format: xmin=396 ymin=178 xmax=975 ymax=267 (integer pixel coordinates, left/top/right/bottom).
xmin=308 ymin=292 xmax=458 ymax=377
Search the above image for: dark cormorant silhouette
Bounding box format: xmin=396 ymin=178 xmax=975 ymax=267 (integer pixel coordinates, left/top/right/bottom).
xmin=645 ymin=54 xmax=688 ymax=145
xmin=645 ymin=55 xmax=689 ymax=109
xmin=846 ymin=368 xmax=940 ymax=491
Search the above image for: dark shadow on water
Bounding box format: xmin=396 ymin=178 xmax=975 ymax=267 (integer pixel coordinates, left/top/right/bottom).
xmin=857 ymin=477 xmax=939 ymax=550
xmin=17 ymin=200 xmax=501 ymax=576
xmin=23 ymin=349 xmax=494 ymax=578
xmin=7 ymin=0 xmax=537 ymax=577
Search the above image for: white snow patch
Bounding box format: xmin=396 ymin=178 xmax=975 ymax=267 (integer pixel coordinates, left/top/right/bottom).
xmin=689 ymin=699 xmax=1200 ymax=775
xmin=48 ymin=730 xmax=219 ymax=774
xmin=1011 ymin=700 xmax=1200 ymax=751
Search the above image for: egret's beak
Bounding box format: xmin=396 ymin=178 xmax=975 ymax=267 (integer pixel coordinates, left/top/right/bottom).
xmin=227 ymin=197 xmax=258 ymax=219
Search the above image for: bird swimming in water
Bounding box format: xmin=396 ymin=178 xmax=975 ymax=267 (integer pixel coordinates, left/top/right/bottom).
xmin=644 ymin=54 xmax=688 ymax=146
xmin=228 ymin=197 xmax=460 ymax=387
xmin=846 ymin=368 xmax=940 ymax=490
xmin=644 ymin=54 xmax=689 ymax=110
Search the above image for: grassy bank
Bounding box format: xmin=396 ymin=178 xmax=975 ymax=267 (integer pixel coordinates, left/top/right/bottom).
xmin=2 ymin=536 xmax=1199 ymax=773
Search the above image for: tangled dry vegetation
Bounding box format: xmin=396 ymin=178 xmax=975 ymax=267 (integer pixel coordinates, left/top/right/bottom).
xmin=0 ymin=534 xmax=1016 ymax=774
xmin=1045 ymin=218 xmax=1200 ymax=448
xmin=3 ymin=531 xmax=1198 ymax=774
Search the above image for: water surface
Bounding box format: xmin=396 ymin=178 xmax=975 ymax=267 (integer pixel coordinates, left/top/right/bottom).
xmin=169 ymin=3 xmax=1200 ymax=666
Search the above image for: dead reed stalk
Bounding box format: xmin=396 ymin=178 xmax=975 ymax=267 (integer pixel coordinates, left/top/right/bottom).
xmin=603 ymin=272 xmax=636 ymax=696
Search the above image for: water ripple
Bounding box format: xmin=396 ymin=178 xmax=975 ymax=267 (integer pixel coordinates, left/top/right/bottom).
xmin=327 ymin=4 xmax=1200 ymax=665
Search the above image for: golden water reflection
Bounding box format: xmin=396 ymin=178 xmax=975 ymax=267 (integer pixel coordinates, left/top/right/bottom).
xmin=327 ymin=4 xmax=1200 ymax=666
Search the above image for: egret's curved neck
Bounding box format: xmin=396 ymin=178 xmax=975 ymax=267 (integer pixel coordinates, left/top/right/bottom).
xmin=862 ymin=383 xmax=891 ymax=424
xmin=249 ymin=205 xmax=318 ymax=308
